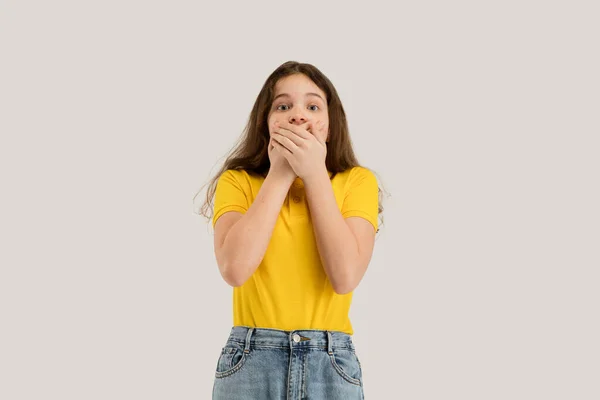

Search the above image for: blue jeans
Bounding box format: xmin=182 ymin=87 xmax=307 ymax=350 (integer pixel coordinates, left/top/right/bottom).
xmin=212 ymin=326 xmax=365 ymax=399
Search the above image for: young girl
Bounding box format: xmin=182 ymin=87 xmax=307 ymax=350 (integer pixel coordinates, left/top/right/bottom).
xmin=196 ymin=61 xmax=385 ymax=399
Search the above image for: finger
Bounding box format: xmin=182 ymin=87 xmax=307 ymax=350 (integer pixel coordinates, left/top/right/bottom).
xmin=273 ymin=133 xmax=298 ymax=152
xmin=272 ymin=137 xmax=293 ymax=155
xmin=274 ymin=127 xmax=304 ymax=147
xmin=314 ymin=121 xmax=327 ymax=145
xmin=304 ymin=121 xmax=315 ymax=134
xmin=278 ymin=121 xmax=311 ymax=140
xmin=314 ymin=119 xmax=325 ymax=131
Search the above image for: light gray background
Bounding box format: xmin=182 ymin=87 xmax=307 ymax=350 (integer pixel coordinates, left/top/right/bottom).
xmin=1 ymin=1 xmax=598 ymax=399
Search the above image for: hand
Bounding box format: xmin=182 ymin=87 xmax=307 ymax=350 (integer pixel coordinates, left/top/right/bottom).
xmin=268 ymin=120 xmax=297 ymax=182
xmin=271 ymin=120 xmax=328 ymax=181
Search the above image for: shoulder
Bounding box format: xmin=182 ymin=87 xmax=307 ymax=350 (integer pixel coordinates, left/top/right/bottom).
xmin=219 ymin=168 xmax=247 ymax=180
xmin=337 ymin=166 xmax=378 ymax=186
xmin=218 ymin=168 xmax=263 ymax=185
xmin=350 ymin=166 xmax=376 ymax=180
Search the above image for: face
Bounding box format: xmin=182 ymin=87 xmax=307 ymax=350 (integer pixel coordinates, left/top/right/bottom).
xmin=267 ymin=73 xmax=329 ymax=144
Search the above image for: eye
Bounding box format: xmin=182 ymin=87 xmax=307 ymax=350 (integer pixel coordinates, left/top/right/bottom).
xmin=275 ymin=104 xmax=320 ymax=111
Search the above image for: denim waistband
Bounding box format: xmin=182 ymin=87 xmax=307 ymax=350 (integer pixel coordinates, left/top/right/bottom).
xmin=226 ymin=326 xmax=356 ymax=354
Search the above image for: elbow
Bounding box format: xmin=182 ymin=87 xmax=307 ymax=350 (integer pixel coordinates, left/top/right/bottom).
xmin=220 ymin=262 xmax=250 ymax=287
xmin=331 ymin=277 xmax=357 ymax=295
xmin=331 ymin=262 xmax=362 ymax=295
xmin=333 ymin=284 xmax=355 ymax=295
xmin=333 ymin=286 xmax=352 ymax=295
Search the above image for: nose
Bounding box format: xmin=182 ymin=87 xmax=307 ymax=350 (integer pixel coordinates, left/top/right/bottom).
xmin=289 ymin=113 xmax=307 ymax=125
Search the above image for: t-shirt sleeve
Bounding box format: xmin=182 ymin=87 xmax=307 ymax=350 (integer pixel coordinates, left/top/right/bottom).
xmin=341 ymin=167 xmax=379 ymax=232
xmin=212 ymin=169 xmax=250 ymax=228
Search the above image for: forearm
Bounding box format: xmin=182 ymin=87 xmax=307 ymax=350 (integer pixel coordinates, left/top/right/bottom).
xmin=304 ymin=169 xmax=360 ymax=294
xmin=221 ymin=171 xmax=294 ymax=285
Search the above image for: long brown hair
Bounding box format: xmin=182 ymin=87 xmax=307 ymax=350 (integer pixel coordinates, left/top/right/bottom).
xmin=193 ymin=61 xmax=388 ymax=233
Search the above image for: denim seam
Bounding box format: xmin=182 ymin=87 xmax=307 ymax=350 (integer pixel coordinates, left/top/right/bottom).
xmin=229 ymin=339 xmax=353 ymax=351
xmin=329 ymin=352 xmax=362 ymax=386
xmin=302 ymin=350 xmax=307 ymax=399
xmin=214 ymin=351 xmax=250 ymax=379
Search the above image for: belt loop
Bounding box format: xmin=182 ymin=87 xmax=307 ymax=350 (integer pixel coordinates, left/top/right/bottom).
xmin=244 ymin=327 xmax=253 ymax=354
xmin=327 ymin=331 xmax=333 ymax=355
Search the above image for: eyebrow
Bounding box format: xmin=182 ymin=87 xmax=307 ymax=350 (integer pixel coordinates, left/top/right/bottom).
xmin=273 ymin=92 xmax=325 ymax=102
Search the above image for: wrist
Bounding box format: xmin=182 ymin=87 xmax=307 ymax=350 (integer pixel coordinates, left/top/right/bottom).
xmin=301 ymin=167 xmax=329 ymax=186
xmin=267 ymin=169 xmax=296 ymax=186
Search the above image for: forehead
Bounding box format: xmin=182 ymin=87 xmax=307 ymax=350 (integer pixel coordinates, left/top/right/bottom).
xmin=274 ymin=74 xmax=326 ymax=98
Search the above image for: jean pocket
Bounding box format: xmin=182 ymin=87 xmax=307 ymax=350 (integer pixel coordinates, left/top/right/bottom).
xmin=328 ymin=347 xmax=363 ymax=386
xmin=215 ymin=341 xmax=248 ymax=378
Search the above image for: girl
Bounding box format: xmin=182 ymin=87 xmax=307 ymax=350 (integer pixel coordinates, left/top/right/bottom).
xmin=196 ymin=61 xmax=386 ymax=399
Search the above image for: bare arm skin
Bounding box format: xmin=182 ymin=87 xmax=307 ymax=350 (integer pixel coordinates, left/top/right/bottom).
xmin=214 ymin=170 xmax=295 ymax=287
xmin=303 ymin=169 xmax=376 ymax=294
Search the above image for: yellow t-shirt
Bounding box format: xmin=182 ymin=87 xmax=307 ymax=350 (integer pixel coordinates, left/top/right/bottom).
xmin=212 ymin=166 xmax=379 ymax=335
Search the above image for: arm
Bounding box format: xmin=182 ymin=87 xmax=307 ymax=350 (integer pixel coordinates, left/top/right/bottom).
xmin=304 ymin=168 xmax=377 ymax=294
xmin=214 ymin=170 xmax=294 ymax=287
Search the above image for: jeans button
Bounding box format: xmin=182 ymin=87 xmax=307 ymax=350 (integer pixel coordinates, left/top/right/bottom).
xmin=292 ymin=333 xmax=301 ymax=343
